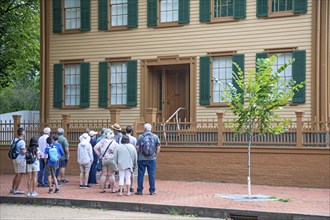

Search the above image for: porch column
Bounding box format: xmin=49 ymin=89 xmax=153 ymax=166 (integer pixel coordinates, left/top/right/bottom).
xmin=109 ymin=109 xmax=121 ymax=124
xmin=61 ymin=114 xmax=70 ymax=137
xmin=12 ymin=115 xmax=22 ymax=135
xmin=145 ymin=108 xmax=157 ymax=124
xmin=295 ymin=111 xmax=304 ymax=148
xmin=217 ymin=112 xmax=224 ymax=147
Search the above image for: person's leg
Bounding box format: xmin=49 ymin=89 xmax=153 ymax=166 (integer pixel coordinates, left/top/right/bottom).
xmin=146 ymin=160 xmax=156 ymax=194
xmin=88 ymin=160 xmax=97 ymax=184
xmin=37 ymin=159 xmax=44 ymax=185
xmin=118 ymin=170 xmax=124 ymax=196
xmin=125 ymin=169 xmax=131 ymax=196
xmin=27 ymin=172 xmax=32 ymax=195
xmin=99 ymin=168 xmax=107 ymax=192
xmin=84 ymin=163 xmax=91 ymax=186
xmin=32 ymin=171 xmax=38 ymax=195
xmin=108 ymin=170 xmax=116 ymax=192
xmin=136 ymin=160 xmax=146 ymax=193
xmin=11 ymin=160 xmax=18 ymax=192
xmin=14 ymin=159 xmax=26 ymax=191
xmin=79 ymin=164 xmax=84 ymax=187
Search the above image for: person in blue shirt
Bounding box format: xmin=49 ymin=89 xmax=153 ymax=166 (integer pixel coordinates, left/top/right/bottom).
xmin=44 ymin=136 xmax=61 ymax=193
xmin=88 ymin=131 xmax=98 ymax=184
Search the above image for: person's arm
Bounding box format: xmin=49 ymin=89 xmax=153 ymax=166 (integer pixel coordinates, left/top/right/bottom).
xmin=89 ymin=145 xmax=93 ymax=163
xmin=94 ymin=142 xmax=101 ymax=158
xmin=65 ymin=147 xmax=70 ymax=160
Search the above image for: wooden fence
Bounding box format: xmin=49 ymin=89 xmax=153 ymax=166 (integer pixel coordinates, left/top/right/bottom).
xmin=0 ymin=112 xmax=329 ymax=148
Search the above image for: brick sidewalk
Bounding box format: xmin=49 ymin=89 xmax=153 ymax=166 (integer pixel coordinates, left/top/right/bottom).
xmin=1 ymin=174 xmax=329 ymax=219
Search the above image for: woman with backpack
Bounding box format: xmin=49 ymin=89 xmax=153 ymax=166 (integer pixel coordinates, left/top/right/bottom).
xmin=26 ymin=137 xmax=40 ymax=197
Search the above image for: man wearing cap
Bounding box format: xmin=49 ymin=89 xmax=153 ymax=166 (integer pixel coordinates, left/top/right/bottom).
xmin=88 ymin=130 xmax=98 ymax=184
xmin=111 ymin=123 xmax=123 ymax=144
xmin=57 ymin=128 xmax=70 ymax=183
xmin=38 ymin=127 xmax=51 ymax=187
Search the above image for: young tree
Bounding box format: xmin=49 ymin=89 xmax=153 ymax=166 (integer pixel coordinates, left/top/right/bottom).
xmin=216 ymin=55 xmax=304 ymax=198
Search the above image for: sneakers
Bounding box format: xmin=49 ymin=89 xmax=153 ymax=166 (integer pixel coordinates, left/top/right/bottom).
xmin=130 ymin=188 xmax=134 ymax=193
xmin=85 ymin=185 xmax=91 ymax=188
xmin=150 ymin=192 xmax=156 ymax=195
xmin=31 ymin=192 xmax=38 ymax=196
xmin=9 ymin=189 xmax=14 ymax=194
xmin=13 ymin=189 xmax=25 ymax=195
xmin=27 ymin=192 xmax=32 ymax=197
xmin=54 ymin=188 xmax=59 ymax=193
xmin=48 ymin=188 xmax=53 ymax=193
xmin=61 ymin=179 xmax=69 ymax=183
xmin=79 ymin=185 xmax=87 ymax=188
xmin=135 ymin=192 xmax=142 ymax=195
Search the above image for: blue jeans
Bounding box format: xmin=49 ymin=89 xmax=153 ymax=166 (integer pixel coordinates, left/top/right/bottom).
xmin=88 ymin=154 xmax=98 ymax=184
xmin=38 ymin=159 xmax=48 ymax=185
xmin=137 ymin=160 xmax=156 ymax=193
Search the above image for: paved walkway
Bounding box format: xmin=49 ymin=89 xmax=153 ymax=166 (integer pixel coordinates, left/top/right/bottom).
xmin=0 ymin=174 xmax=329 ymax=219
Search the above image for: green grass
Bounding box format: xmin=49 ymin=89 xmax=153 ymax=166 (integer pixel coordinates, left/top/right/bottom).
xmin=168 ymin=208 xmax=198 ymax=217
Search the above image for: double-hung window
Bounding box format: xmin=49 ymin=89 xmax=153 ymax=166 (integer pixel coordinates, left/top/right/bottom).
xmin=200 ymin=54 xmax=244 ymax=106
xmin=53 ymin=62 xmax=90 ymax=108
xmin=256 ymin=49 xmax=306 ymax=103
xmin=98 ymin=0 xmax=138 ymax=30
xmin=200 ymin=0 xmax=246 ymax=23
xmin=256 ymin=0 xmax=307 ymax=18
xmin=98 ymin=60 xmax=137 ymax=107
xmin=53 ymin=0 xmax=90 ymax=33
xmin=147 ymin=0 xmax=189 ymax=27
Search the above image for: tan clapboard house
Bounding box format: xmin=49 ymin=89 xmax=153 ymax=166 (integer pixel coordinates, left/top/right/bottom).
xmin=40 ymin=0 xmax=329 ymax=125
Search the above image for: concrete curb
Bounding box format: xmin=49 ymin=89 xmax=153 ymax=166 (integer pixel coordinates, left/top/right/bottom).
xmin=1 ymin=196 xmax=329 ymax=220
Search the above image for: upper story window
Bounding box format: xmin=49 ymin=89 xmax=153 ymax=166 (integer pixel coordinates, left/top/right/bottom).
xmin=256 ymin=0 xmax=307 ymax=18
xmin=111 ymin=0 xmax=128 ymax=27
xmin=147 ymin=0 xmax=189 ymax=27
xmin=53 ymin=62 xmax=90 ymax=108
xmin=53 ymin=0 xmax=90 ymax=33
xmin=212 ymin=56 xmax=233 ymax=103
xmin=200 ymin=0 xmax=246 ymax=23
xmin=98 ymin=60 xmax=137 ymax=107
xmin=98 ymin=0 xmax=138 ymax=30
xmin=160 ymin=0 xmax=179 ymax=23
xmin=199 ymin=53 xmax=244 ymax=106
xmin=64 ymin=0 xmax=81 ymax=30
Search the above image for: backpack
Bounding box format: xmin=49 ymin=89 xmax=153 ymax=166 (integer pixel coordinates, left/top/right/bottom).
xmin=49 ymin=145 xmax=59 ymax=163
xmin=26 ymin=150 xmax=37 ymax=164
xmin=141 ymin=133 xmax=156 ymax=156
xmin=8 ymin=139 xmax=21 ymax=159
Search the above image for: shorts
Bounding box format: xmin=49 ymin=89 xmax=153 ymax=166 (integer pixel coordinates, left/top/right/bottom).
xmin=13 ymin=158 xmax=26 ymax=174
xmin=59 ymin=159 xmax=68 ymax=168
xmin=102 ymin=158 xmax=117 ymax=172
xmin=79 ymin=162 xmax=92 ymax=173
xmin=27 ymin=163 xmax=40 ymax=173
xmin=45 ymin=165 xmax=56 ymax=177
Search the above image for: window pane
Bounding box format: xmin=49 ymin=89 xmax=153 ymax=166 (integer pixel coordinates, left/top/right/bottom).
xmin=160 ymin=0 xmax=178 ymax=23
xmin=111 ymin=0 xmax=128 ymax=27
xmin=64 ymin=64 xmax=80 ymax=106
xmin=64 ymin=0 xmax=80 ymax=30
xmin=110 ymin=62 xmax=127 ymax=105
xmin=212 ymin=56 xmax=232 ymax=103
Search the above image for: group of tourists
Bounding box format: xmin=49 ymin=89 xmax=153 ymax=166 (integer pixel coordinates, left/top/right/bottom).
xmin=9 ymin=123 xmax=161 ymax=197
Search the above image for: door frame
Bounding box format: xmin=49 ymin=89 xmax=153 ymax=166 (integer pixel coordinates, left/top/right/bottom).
xmin=140 ymin=56 xmax=196 ymax=122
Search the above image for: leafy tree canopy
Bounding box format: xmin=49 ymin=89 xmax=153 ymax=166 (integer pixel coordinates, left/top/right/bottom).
xmin=0 ymin=0 xmax=40 ymax=89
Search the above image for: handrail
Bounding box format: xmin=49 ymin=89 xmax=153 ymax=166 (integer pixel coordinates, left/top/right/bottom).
xmin=162 ymin=107 xmax=186 ymax=145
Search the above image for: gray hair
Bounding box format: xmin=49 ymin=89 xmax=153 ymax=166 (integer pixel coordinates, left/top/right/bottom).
xmin=144 ymin=123 xmax=152 ymax=131
xmin=57 ymin=128 xmax=64 ymax=134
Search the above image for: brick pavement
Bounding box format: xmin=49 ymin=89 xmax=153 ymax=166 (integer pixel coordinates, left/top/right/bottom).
xmin=0 ymin=174 xmax=329 ymax=219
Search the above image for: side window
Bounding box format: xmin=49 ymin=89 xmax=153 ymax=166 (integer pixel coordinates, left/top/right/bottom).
xmin=53 ymin=0 xmax=90 ymax=33
xmin=147 ymin=0 xmax=190 ymax=27
xmin=53 ymin=62 xmax=90 ymax=108
xmin=212 ymin=56 xmax=233 ymax=103
xmin=200 ymin=0 xmax=246 ymax=23
xmin=98 ymin=0 xmax=138 ymax=30
xmin=256 ymin=0 xmax=307 ymax=18
xmin=271 ymin=52 xmax=292 ymax=94
xmin=98 ymin=60 xmax=137 ymax=107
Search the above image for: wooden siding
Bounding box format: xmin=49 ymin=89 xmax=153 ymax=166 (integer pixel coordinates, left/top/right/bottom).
xmin=48 ymin=0 xmax=313 ymax=126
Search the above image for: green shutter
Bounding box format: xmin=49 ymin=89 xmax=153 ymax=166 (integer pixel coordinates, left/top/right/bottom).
xmin=234 ymin=0 xmax=246 ymax=19
xmin=292 ymin=50 xmax=306 ymax=103
xmin=98 ymin=0 xmax=108 ymax=30
xmin=127 ymin=60 xmax=138 ymax=107
xmin=232 ymin=54 xmax=245 ymax=103
xmin=179 ymin=0 xmax=190 ymax=24
xmin=80 ymin=62 xmax=90 ymax=107
xmin=256 ymin=52 xmax=268 ymax=72
xmin=128 ymin=0 xmax=138 ymax=28
xmin=53 ymin=0 xmax=62 ymax=33
xmin=147 ymin=0 xmax=158 ymax=27
xmin=294 ymin=0 xmax=307 ymax=14
xmin=99 ymin=62 xmax=109 ymax=107
xmin=81 ymin=0 xmax=91 ymax=31
xmin=256 ymin=0 xmax=268 ymax=17
xmin=200 ymin=0 xmax=211 ymax=22
xmin=200 ymin=56 xmax=210 ymax=105
xmin=53 ymin=64 xmax=63 ymax=108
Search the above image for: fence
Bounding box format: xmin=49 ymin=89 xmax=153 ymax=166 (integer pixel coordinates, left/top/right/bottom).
xmin=0 ymin=112 xmax=329 ymax=148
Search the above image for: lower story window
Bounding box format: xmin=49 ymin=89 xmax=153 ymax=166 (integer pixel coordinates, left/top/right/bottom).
xmin=212 ymin=56 xmax=233 ymax=103
xmin=64 ymin=64 xmax=80 ymax=106
xmin=272 ymin=52 xmax=292 ymax=92
xmin=110 ymin=62 xmax=127 ymax=105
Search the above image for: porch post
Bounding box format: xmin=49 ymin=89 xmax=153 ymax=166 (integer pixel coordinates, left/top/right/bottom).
xmin=295 ymin=111 xmax=304 ymax=148
xmin=12 ymin=115 xmax=22 ymax=135
xmin=145 ymin=108 xmax=158 ymax=124
xmin=217 ymin=112 xmax=224 ymax=147
xmin=109 ymin=109 xmax=121 ymax=124
xmin=61 ymin=114 xmax=70 ymax=137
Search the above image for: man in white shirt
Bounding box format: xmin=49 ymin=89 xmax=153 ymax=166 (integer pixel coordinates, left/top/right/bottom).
xmin=38 ymin=127 xmax=51 ymax=187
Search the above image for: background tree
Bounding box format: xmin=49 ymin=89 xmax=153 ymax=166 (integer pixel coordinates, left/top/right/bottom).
xmin=0 ymin=0 xmax=40 ymax=113
xmin=216 ymin=56 xmax=304 ymax=198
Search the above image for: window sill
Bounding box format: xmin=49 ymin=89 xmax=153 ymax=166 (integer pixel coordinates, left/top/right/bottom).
xmin=206 ymin=17 xmax=240 ymax=24
xmin=59 ymin=29 xmax=89 ymax=34
xmin=154 ymin=23 xmax=184 ymax=29
xmin=102 ymin=105 xmax=133 ymax=109
xmin=264 ymin=12 xmax=300 ymax=19
xmin=102 ymin=26 xmax=133 ymax=32
xmin=61 ymin=106 xmax=86 ymax=109
xmin=207 ymin=103 xmax=230 ymax=107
